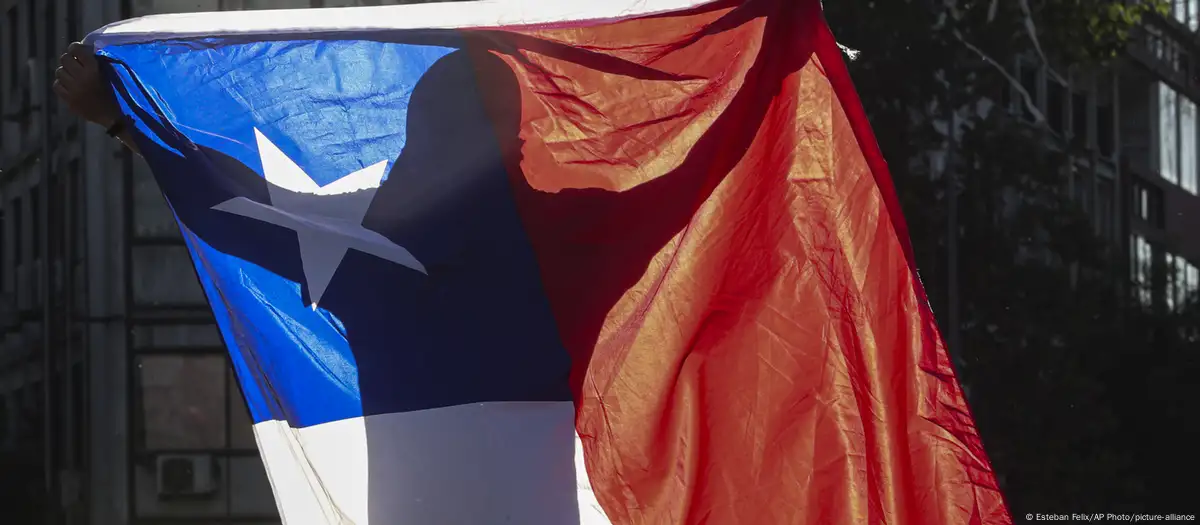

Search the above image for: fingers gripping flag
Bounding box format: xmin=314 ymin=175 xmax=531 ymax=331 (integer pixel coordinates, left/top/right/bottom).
xmin=85 ymin=0 xmax=1012 ymax=523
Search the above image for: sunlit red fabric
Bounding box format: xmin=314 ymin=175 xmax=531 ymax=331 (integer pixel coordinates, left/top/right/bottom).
xmin=466 ymin=0 xmax=1013 ymax=522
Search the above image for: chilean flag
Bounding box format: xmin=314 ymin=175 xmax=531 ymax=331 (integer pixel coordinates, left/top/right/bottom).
xmin=86 ymin=0 xmax=1011 ymax=523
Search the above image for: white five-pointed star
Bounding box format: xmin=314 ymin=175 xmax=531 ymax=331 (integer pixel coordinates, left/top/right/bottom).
xmin=212 ymin=129 xmax=427 ymax=309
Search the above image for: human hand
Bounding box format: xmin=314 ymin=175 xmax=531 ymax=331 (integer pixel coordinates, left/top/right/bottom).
xmin=53 ymin=42 xmax=123 ymax=129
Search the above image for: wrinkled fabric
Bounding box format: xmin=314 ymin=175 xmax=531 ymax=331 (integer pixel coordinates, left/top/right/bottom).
xmin=91 ymin=0 xmax=1010 ymax=522
xmin=481 ymin=0 xmax=1010 ymax=523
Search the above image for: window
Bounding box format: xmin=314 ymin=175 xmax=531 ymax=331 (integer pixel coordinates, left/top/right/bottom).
xmin=1160 ymin=83 xmax=1180 ymax=185
xmin=1047 ymin=80 xmax=1067 ymax=135
xmin=1097 ymin=103 xmax=1114 ymax=158
xmin=131 ymin=245 xmax=207 ymax=306
xmin=134 ymin=352 xmax=263 ymax=453
xmin=136 ymin=355 xmax=227 ymax=450
xmin=1132 ymin=179 xmax=1165 ymax=228
xmin=1167 ymin=255 xmax=1200 ymax=312
xmin=1156 ymin=82 xmax=1199 ymax=195
xmin=1149 ymin=26 xmax=1166 ymax=61
xmin=1183 ymin=97 xmax=1198 ymax=194
xmin=132 ymin=348 xmax=280 ymax=519
xmin=1158 ymin=35 xmax=1185 ymax=75
xmin=1132 ymin=234 xmax=1154 ymax=306
xmin=1018 ymin=61 xmax=1040 ymax=121
xmin=1167 ymin=253 xmax=1180 ymax=312
xmin=1071 ymin=91 xmax=1089 ymax=145
xmin=1175 ymin=0 xmax=1200 ymax=30
xmin=1189 ymin=263 xmax=1200 ymax=305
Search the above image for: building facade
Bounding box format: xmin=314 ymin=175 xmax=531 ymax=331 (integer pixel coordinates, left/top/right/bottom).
xmin=996 ymin=3 xmax=1200 ymax=310
xmin=1125 ymin=3 xmax=1200 ymax=310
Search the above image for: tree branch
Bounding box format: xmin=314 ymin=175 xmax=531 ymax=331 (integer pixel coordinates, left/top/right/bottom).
xmin=952 ymin=28 xmax=1046 ymax=124
xmin=1017 ymin=0 xmax=1069 ymax=85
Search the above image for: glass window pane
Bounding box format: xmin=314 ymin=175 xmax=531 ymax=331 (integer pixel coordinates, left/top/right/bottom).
xmin=1019 ymin=62 xmax=1039 ymax=121
xmin=1133 ymin=235 xmax=1153 ymax=306
xmin=1160 ymin=83 xmax=1180 ymax=184
xmin=1130 ymin=236 xmax=1138 ymax=290
xmin=1182 ymin=97 xmax=1197 ymax=194
xmin=138 ymin=355 xmax=227 ymax=450
xmin=1097 ymin=103 xmax=1114 ymax=157
xmin=1047 ymin=81 xmax=1066 ymax=134
xmin=133 ymin=324 xmax=224 ymax=351
xmin=1167 ymin=254 xmax=1178 ymax=312
xmin=131 ymin=245 xmax=207 ymax=306
xmin=1071 ymin=91 xmax=1088 ymax=143
xmin=1177 ymin=255 xmax=1190 ymax=311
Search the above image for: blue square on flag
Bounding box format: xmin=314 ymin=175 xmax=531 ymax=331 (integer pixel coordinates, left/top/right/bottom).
xmin=104 ymin=35 xmax=583 ymax=523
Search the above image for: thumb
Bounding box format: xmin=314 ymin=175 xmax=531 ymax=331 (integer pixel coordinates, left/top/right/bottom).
xmin=67 ymin=42 xmax=98 ymax=69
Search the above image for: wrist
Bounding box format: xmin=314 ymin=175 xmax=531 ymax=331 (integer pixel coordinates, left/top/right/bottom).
xmin=103 ymin=117 xmax=128 ymax=139
xmin=97 ymin=113 xmax=120 ymax=129
xmin=91 ymin=104 xmax=123 ymax=128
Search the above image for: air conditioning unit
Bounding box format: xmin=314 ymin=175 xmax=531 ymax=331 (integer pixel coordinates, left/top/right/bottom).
xmin=154 ymin=454 xmax=219 ymax=498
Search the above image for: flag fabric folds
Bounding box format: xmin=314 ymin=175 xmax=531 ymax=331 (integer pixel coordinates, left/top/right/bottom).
xmin=86 ymin=0 xmax=1011 ymax=523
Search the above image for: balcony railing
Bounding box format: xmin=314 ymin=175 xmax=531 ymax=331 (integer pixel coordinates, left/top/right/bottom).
xmin=1128 ymin=21 xmax=1200 ymax=98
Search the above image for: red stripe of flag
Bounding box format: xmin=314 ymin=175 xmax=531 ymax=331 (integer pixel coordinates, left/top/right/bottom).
xmin=469 ymin=0 xmax=1011 ymax=522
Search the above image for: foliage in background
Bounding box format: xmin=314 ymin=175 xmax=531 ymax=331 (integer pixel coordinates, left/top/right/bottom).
xmin=824 ymin=0 xmax=1196 ymax=515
